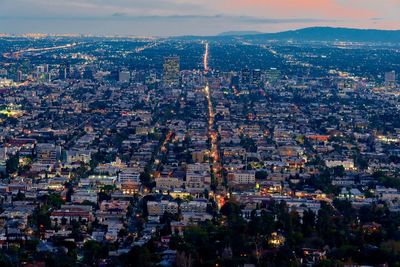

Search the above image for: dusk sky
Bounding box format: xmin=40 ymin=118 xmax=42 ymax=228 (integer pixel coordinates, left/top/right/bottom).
xmin=0 ymin=0 xmax=399 ymax=36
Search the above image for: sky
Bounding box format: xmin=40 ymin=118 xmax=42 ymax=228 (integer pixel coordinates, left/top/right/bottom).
xmin=0 ymin=0 xmax=399 ymax=36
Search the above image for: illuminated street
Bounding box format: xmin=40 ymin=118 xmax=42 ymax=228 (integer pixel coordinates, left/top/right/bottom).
xmin=203 ymin=43 xmax=223 ymax=185
xmin=3 ymin=43 xmax=79 ymax=59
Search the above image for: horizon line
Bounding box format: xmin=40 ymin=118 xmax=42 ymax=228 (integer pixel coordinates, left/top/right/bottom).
xmin=1 ymin=26 xmax=400 ymax=39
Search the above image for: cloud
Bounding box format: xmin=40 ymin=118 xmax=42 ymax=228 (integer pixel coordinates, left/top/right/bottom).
xmin=216 ymin=0 xmax=377 ymax=19
xmin=111 ymin=12 xmax=126 ymax=17
xmin=235 ymin=16 xmax=338 ymax=24
xmin=1 ymin=0 xmax=399 ymax=21
xmin=0 ymin=0 xmax=208 ymax=17
xmin=0 ymin=0 xmax=399 ymax=35
xmin=0 ymin=14 xmax=337 ymax=25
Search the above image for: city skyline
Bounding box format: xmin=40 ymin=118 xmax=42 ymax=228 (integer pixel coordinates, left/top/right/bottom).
xmin=0 ymin=0 xmax=399 ymax=36
xmin=2 ymin=2 xmax=400 ymax=265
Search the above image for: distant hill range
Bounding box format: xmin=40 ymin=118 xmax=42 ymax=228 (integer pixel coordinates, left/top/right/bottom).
xmin=212 ymin=27 xmax=400 ymax=42
xmin=218 ymin=31 xmax=263 ymax=36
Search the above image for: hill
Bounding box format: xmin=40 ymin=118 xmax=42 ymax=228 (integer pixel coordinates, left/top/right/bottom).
xmin=236 ymin=27 xmax=400 ymax=42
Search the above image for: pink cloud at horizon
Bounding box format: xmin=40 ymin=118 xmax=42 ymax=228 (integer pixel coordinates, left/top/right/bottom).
xmin=218 ymin=0 xmax=377 ymax=20
xmin=0 ymin=0 xmax=400 ymax=34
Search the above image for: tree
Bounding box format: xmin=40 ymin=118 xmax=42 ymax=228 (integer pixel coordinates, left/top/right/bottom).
xmin=6 ymin=154 xmax=19 ymax=175
xmin=47 ymin=193 xmax=65 ymax=209
xmin=375 ymin=171 xmax=400 ymax=190
xmin=140 ymin=172 xmax=155 ymax=189
xmin=14 ymin=190 xmax=26 ymax=201
xmin=255 ymin=171 xmax=268 ymax=180
xmin=240 ymin=136 xmax=257 ymax=152
xmin=302 ymin=209 xmax=316 ymax=236
xmin=332 ymin=166 xmax=345 ymax=177
xmin=220 ymin=202 xmax=241 ymax=217
xmin=176 ymin=251 xmax=193 ymax=267
xmin=0 ymin=252 xmax=12 ymax=267
xmin=122 ymin=245 xmax=152 ymax=267
xmin=31 ymin=205 xmax=52 ymax=231
xmin=118 ymin=228 xmax=128 ymax=239
xmin=82 ymin=240 xmax=102 ymax=266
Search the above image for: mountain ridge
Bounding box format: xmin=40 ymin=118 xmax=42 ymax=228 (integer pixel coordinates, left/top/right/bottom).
xmin=216 ymin=27 xmax=400 ymax=42
xmin=217 ymin=31 xmax=263 ymax=36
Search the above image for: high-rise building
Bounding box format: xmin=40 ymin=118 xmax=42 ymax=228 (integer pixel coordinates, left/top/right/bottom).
xmin=36 ymin=65 xmax=45 ymax=76
xmin=163 ymin=56 xmax=180 ymax=87
xmin=44 ymin=64 xmax=49 ymax=73
xmin=65 ymin=63 xmax=71 ymax=79
xmin=16 ymin=70 xmax=23 ymax=82
xmin=119 ymin=71 xmax=130 ymax=83
xmin=241 ymin=68 xmax=251 ymax=87
xmin=252 ymin=69 xmax=262 ymax=87
xmin=59 ymin=67 xmax=67 ymax=80
xmin=265 ymin=68 xmax=281 ymax=83
xmin=385 ymin=71 xmax=396 ymax=88
xmin=59 ymin=62 xmax=71 ymax=80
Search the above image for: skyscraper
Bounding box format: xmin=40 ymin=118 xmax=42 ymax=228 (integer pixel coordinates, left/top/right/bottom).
xmin=385 ymin=71 xmax=396 ymax=88
xmin=59 ymin=67 xmax=67 ymax=80
xmin=252 ymin=69 xmax=262 ymax=87
xmin=241 ymin=68 xmax=251 ymax=87
xmin=119 ymin=71 xmax=130 ymax=83
xmin=59 ymin=62 xmax=70 ymax=80
xmin=163 ymin=56 xmax=180 ymax=87
xmin=265 ymin=68 xmax=281 ymax=83
xmin=16 ymin=70 xmax=23 ymax=82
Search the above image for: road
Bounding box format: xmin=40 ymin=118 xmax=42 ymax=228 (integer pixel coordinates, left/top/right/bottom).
xmin=3 ymin=43 xmax=79 ymax=59
xmin=203 ymin=43 xmax=223 ymax=185
xmin=204 ymin=42 xmax=209 ymax=72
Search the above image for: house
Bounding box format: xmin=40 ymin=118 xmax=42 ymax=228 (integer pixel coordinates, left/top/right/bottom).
xmin=50 ymin=205 xmax=94 ymax=225
xmin=147 ymin=200 xmax=179 ymax=216
xmin=155 ymin=177 xmax=183 ymax=191
xmin=227 ymin=170 xmax=256 ymax=185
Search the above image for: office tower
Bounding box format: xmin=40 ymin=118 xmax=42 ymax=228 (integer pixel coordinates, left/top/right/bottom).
xmin=65 ymin=63 xmax=71 ymax=79
xmin=36 ymin=65 xmax=45 ymax=75
xmin=385 ymin=71 xmax=396 ymax=88
xmin=16 ymin=71 xmax=23 ymax=82
xmin=59 ymin=67 xmax=67 ymax=80
xmin=265 ymin=68 xmax=281 ymax=83
xmin=35 ymin=65 xmax=46 ymax=82
xmin=252 ymin=69 xmax=262 ymax=87
xmin=163 ymin=56 xmax=180 ymax=87
xmin=59 ymin=63 xmax=71 ymax=80
xmin=119 ymin=71 xmax=131 ymax=83
xmin=241 ymin=68 xmax=251 ymax=87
